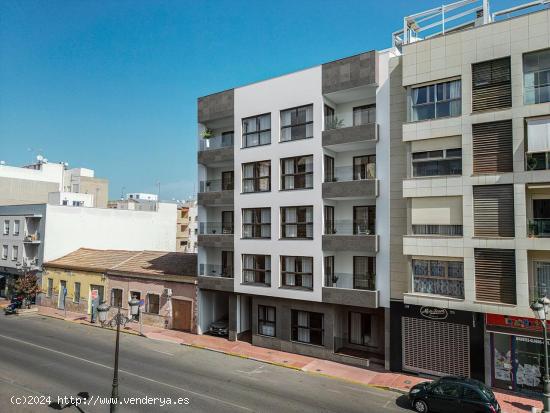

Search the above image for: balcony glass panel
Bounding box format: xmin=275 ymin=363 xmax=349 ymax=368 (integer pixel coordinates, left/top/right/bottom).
xmin=324 ymin=272 xmax=375 ymax=291
xmin=199 ymin=133 xmax=234 ymax=151
xmin=199 ymin=264 xmax=234 ymax=278
xmin=199 ymin=222 xmax=234 ymax=235
xmin=324 ymin=219 xmax=375 ymax=235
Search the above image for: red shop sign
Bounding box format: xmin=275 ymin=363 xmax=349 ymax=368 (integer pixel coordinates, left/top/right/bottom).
xmin=486 ymin=313 xmax=549 ymax=331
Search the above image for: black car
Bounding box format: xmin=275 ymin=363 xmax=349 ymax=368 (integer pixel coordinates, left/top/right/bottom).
xmin=408 ymin=376 xmax=500 ymax=413
xmin=209 ymin=319 xmax=229 ymax=336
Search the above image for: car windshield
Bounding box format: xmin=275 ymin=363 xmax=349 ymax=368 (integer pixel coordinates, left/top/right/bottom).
xmin=478 ymin=385 xmax=495 ymax=401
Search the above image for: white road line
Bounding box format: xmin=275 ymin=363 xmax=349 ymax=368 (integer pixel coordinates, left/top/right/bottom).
xmin=0 ymin=333 xmax=253 ymax=412
xmin=151 ymin=349 xmax=174 ymax=356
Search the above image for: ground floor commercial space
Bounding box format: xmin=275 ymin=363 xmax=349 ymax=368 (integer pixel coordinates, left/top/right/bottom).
xmin=0 ymin=268 xmax=41 ymax=299
xmin=389 ymin=301 xmax=485 ymax=381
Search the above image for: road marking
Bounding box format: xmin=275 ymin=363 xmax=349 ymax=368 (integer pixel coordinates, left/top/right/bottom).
xmin=151 ymin=349 xmax=174 ymax=356
xmin=0 ymin=333 xmax=253 ymax=412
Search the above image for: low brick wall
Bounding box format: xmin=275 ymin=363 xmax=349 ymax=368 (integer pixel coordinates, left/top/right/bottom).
xmin=40 ymin=294 xmax=88 ymax=315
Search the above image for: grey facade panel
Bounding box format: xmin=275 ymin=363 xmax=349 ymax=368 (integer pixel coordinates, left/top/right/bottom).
xmin=198 ymin=89 xmax=234 ymax=123
xmin=322 ymin=51 xmax=378 ymax=94
xmin=197 ymin=190 xmax=234 ymax=206
xmin=197 ymin=147 xmax=234 ymax=165
xmin=322 ymin=123 xmax=377 ymax=147
xmin=197 ymin=234 xmax=233 ymax=249
xmin=322 ymin=180 xmax=377 ymax=199
xmin=322 ymin=235 xmax=378 ymax=252
xmin=197 ymin=276 xmax=234 ymax=293
xmin=322 ymin=287 xmax=379 ymax=308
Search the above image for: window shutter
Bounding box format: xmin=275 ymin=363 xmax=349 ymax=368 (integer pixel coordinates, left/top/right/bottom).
xmin=475 ymin=248 xmax=516 ymax=304
xmin=472 ymin=120 xmax=513 ymax=174
xmin=473 ymin=184 xmax=515 ymax=237
xmin=527 ymin=117 xmax=550 ymax=153
xmin=472 ymin=57 xmax=511 ymax=112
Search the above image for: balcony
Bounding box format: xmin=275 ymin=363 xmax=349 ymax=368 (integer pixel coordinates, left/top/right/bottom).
xmin=322 ymin=51 xmax=377 ymax=95
xmin=526 ymin=152 xmax=550 ymax=171
xmin=322 ymin=272 xmax=378 ymax=308
xmin=198 ymin=222 xmax=234 ymax=248
xmin=198 ymin=89 xmax=234 ymax=124
xmin=529 ymin=219 xmax=550 ymax=238
xmin=23 ymin=257 xmax=39 ymax=269
xmin=411 ymin=224 xmax=463 ymax=237
xmin=198 ymin=134 xmax=234 ymax=165
xmin=198 ymin=179 xmax=234 ymax=206
xmin=323 ymin=165 xmax=377 ymax=200
xmin=323 ymin=120 xmax=377 ymax=151
xmin=198 ymin=263 xmax=234 ymax=292
xmin=323 ymin=220 xmax=377 ymax=252
xmin=23 ymin=233 xmax=41 ymax=243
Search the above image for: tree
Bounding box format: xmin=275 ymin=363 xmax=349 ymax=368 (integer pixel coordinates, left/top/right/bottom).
xmin=14 ymin=272 xmax=41 ymax=307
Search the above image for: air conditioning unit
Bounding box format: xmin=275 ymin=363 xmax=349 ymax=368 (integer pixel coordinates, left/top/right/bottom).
xmin=163 ymin=288 xmax=172 ymax=297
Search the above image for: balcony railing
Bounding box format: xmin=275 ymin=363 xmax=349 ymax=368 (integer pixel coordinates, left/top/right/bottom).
xmin=529 ymin=219 xmax=550 ymax=238
xmin=413 ymin=277 xmax=464 ymax=299
xmin=324 ymin=220 xmax=375 ymax=235
xmin=325 ymin=164 xmax=376 ymax=182
xmin=324 ymin=114 xmax=375 ymax=131
xmin=23 ymin=233 xmax=41 ymax=242
xmin=526 ymin=152 xmax=550 ymax=171
xmin=325 ymin=272 xmax=375 ymax=291
xmin=199 ymin=134 xmax=234 ymax=151
xmin=199 ymin=179 xmax=233 ymax=193
xmin=411 ymin=224 xmax=463 ymax=236
xmin=199 ymin=222 xmax=234 ymax=235
xmin=199 ymin=264 xmax=234 ymax=278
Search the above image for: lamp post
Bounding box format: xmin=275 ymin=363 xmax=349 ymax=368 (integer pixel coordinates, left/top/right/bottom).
xmin=531 ymin=297 xmax=550 ymax=413
xmin=97 ymin=297 xmax=140 ymax=413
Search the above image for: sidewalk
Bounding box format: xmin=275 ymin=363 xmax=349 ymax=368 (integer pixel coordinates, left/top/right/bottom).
xmin=37 ymin=305 xmax=541 ymax=413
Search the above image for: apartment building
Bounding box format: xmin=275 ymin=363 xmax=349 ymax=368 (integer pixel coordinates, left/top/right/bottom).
xmin=176 ymin=200 xmax=198 ymax=253
xmin=197 ymin=49 xmax=395 ymax=367
xmin=388 ymin=0 xmax=550 ymax=394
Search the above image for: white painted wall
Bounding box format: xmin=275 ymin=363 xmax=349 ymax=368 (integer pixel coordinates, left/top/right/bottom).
xmin=48 ymin=192 xmax=94 ymax=207
xmin=0 ymin=163 xmax=64 ymax=187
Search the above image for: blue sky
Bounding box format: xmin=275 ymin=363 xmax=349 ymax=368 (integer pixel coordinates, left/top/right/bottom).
xmin=0 ymin=0 xmax=521 ymax=201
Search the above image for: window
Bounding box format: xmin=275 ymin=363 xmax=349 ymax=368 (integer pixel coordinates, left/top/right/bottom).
xmin=111 ymin=288 xmax=123 ymax=308
xmin=410 ymin=79 xmax=461 ymax=121
xmin=324 ymin=105 xmax=335 ymax=129
xmin=349 ymin=312 xmax=371 ymax=346
xmin=353 ymin=104 xmax=376 ymax=126
xmin=1 ymin=245 xmax=7 ymax=260
xmin=180 ymin=225 xmax=186 ymax=232
xmin=524 ymin=49 xmax=550 ymax=105
xmin=534 ymin=261 xmax=550 ymax=299
xmin=281 ymin=206 xmax=313 ymax=239
xmin=12 ymin=245 xmax=18 ymax=261
xmin=146 ymin=293 xmax=160 ymax=314
xmin=258 ymin=305 xmax=276 ymax=337
xmin=74 ymin=282 xmax=81 ymax=303
xmin=47 ymin=278 xmax=53 ymax=297
xmin=353 ymin=155 xmax=376 ymax=180
xmin=324 ymin=256 xmax=335 ymax=286
xmin=281 ymin=104 xmax=313 ymax=142
xmin=463 ymin=387 xmax=484 ymax=402
xmin=221 ymin=250 xmax=234 ymax=277
xmin=412 ymin=148 xmax=462 ymax=177
xmin=281 ymin=256 xmax=313 ymax=290
xmin=353 ymin=256 xmax=375 ymax=290
xmin=221 ymin=211 xmax=234 ymax=234
xmin=242 ymin=254 xmax=271 ymax=285
xmin=324 ymin=206 xmax=335 ymax=234
xmin=432 ymin=382 xmax=461 ymax=398
xmin=222 ymin=171 xmax=234 ymax=190
xmin=221 ymin=131 xmax=234 ymax=147
xmin=526 ymin=117 xmax=550 ymax=171
xmin=472 ymin=58 xmax=511 ymax=111
xmin=353 ymin=206 xmax=375 ymax=235
xmin=3 ymin=220 xmax=9 ymax=235
xmin=242 ymin=208 xmax=271 ymax=239
xmin=242 ymin=113 xmax=271 ymax=147
xmin=531 ymin=199 xmax=550 ymax=237
xmin=291 ymin=310 xmax=324 ymax=346
xmin=412 ymin=259 xmax=464 ymax=299
xmin=281 ymin=155 xmax=313 ymax=190
xmin=13 ymin=220 xmax=20 ymax=236
xmin=242 ymin=161 xmax=271 ymax=193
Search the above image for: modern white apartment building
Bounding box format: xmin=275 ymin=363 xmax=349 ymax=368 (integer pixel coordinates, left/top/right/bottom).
xmin=197 ymin=49 xmax=395 ymax=367
xmin=388 ymin=0 xmax=550 ymax=395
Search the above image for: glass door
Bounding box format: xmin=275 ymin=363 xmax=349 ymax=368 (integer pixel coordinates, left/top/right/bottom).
xmin=492 ymin=333 xmax=513 ymax=390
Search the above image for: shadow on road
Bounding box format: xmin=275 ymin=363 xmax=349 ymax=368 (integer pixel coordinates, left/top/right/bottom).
xmin=395 ymin=394 xmax=412 ymax=410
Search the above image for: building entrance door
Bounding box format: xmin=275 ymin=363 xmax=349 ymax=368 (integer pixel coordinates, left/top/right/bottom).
xmin=172 ymin=299 xmax=192 ymax=331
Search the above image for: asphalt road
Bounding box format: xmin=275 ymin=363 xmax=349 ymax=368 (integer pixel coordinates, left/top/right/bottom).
xmin=0 ymin=312 xmax=411 ymax=413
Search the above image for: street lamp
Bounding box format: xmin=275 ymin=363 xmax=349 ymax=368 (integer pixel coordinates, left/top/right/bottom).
xmin=531 ymin=297 xmax=550 ymax=413
xmin=98 ymin=298 xmax=140 ymax=413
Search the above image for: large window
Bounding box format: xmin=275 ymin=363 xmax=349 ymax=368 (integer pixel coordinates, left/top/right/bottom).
xmin=353 ymin=256 xmax=375 ymax=290
xmin=111 ymin=288 xmax=123 ymax=308
xmin=13 ymin=220 xmax=20 ymax=236
xmin=291 ymin=310 xmax=324 ymax=346
xmin=410 ymin=80 xmax=461 ymax=121
xmin=11 ymin=245 xmax=18 ymax=261
xmin=242 ymin=161 xmax=271 ymax=193
xmin=222 ymin=171 xmax=234 ymax=191
xmin=74 ymin=282 xmax=81 ymax=303
xmin=146 ymin=293 xmax=160 ymax=314
xmin=281 ymin=256 xmax=313 ymax=290
xmin=47 ymin=278 xmax=53 ymax=297
xmin=534 ymin=261 xmax=550 ymax=299
xmin=353 ymin=205 xmax=375 ymax=235
xmin=258 ymin=305 xmax=276 ymax=337
xmin=281 ymin=104 xmax=313 ymax=142
xmin=281 ymin=206 xmax=313 ymax=239
xmin=349 ymin=312 xmax=371 ymax=346
xmin=242 ymin=254 xmax=271 ymax=286
xmin=1 ymin=245 xmax=7 ymax=260
xmin=3 ymin=220 xmax=9 ymax=235
xmin=412 ymin=259 xmax=464 ymax=299
xmin=412 ymin=148 xmax=462 ymax=177
xmin=281 ymin=155 xmax=313 ymax=190
xmin=353 ymin=104 xmax=376 ymax=126
xmin=524 ymin=49 xmax=550 ymax=105
xmin=242 ymin=113 xmax=271 ymax=147
xmin=353 ymin=155 xmax=376 ymax=180
xmin=242 ymin=208 xmax=271 ymax=239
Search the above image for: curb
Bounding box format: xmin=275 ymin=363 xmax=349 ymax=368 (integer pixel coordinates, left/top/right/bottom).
xmin=38 ymin=311 xmax=143 ymax=336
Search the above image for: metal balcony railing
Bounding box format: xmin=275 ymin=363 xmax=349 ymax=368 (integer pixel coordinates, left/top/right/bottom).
xmin=325 ymin=164 xmax=376 ymax=183
xmin=199 ymin=222 xmax=234 ymax=235
xmin=413 ymin=277 xmax=465 ymax=299
xmin=324 ymin=220 xmax=375 ymax=236
xmin=411 ymin=224 xmax=463 ymax=236
xmin=324 ymin=112 xmax=376 ymax=131
xmin=529 ymin=219 xmax=550 ymax=238
xmin=199 ymin=179 xmax=233 ymax=193
xmin=325 ymin=272 xmax=376 ymax=291
xmin=23 ymin=232 xmax=41 ymax=242
xmin=199 ymin=134 xmax=234 ymax=151
xmin=199 ymin=264 xmax=234 ymax=278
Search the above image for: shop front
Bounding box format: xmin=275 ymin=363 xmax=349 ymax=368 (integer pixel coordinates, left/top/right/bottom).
xmin=486 ymin=313 xmax=548 ymax=395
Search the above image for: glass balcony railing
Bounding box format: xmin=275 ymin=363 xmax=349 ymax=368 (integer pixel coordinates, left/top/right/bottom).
xmin=324 ymin=272 xmax=375 ymax=291
xmin=199 ymin=264 xmax=234 ymax=278
xmin=529 ymin=219 xmax=550 ymax=238
xmin=199 ymin=222 xmax=234 ymax=235
xmin=324 ymin=111 xmax=376 ymax=131
xmin=411 ymin=224 xmax=463 ymax=236
xmin=324 ymin=220 xmax=375 ymax=235
xmin=526 ymin=152 xmax=550 ymax=171
xmin=199 ymin=134 xmax=234 ymax=151
xmin=199 ymin=179 xmax=233 ymax=193
xmin=325 ymin=164 xmax=376 ymax=183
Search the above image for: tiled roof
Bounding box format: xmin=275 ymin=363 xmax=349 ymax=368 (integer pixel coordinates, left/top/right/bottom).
xmin=44 ymin=248 xmax=140 ymax=272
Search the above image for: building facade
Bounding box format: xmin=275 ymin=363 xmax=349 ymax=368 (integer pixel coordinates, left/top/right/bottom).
xmin=176 ymin=200 xmax=198 ymax=253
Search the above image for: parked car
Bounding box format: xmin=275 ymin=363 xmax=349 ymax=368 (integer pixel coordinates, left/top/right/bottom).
xmin=408 ymin=376 xmax=500 ymax=413
xmin=209 ymin=319 xmax=229 ymax=336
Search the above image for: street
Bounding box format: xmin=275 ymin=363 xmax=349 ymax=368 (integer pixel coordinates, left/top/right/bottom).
xmin=0 ymin=313 xmax=410 ymax=412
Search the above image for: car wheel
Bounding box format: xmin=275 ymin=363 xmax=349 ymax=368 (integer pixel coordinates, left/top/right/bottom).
xmin=413 ymin=399 xmax=428 ymax=413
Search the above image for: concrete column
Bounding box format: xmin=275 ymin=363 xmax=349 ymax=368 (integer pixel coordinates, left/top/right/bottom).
xmin=228 ymin=293 xmax=239 ymax=341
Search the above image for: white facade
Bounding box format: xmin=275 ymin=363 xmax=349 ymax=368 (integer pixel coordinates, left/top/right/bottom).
xmin=127 ymin=192 xmax=158 ymax=201
xmin=48 ymin=191 xmax=94 ymax=207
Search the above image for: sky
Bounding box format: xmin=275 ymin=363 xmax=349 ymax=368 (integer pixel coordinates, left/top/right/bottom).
xmin=0 ymin=0 xmax=522 ymax=201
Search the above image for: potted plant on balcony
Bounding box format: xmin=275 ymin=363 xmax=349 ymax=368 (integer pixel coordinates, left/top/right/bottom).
xmin=201 ymin=128 xmax=214 ymax=148
xmin=325 ymin=116 xmax=344 ymax=130
xmin=332 ymin=274 xmax=339 ymax=287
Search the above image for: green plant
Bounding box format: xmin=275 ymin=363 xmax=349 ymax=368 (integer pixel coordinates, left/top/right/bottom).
xmin=527 ymin=155 xmax=539 ymax=170
xmin=201 ymin=128 xmax=214 ymax=139
xmin=325 ymin=116 xmax=344 ymax=130
xmin=14 ymin=272 xmax=41 ymax=305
